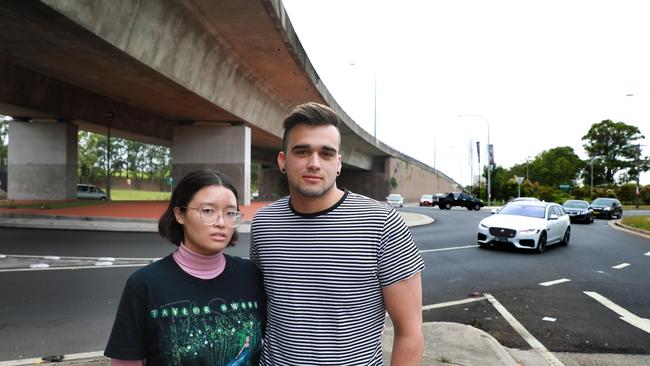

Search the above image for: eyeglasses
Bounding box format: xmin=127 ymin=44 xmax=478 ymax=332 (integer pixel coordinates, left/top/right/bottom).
xmin=182 ymin=207 xmax=243 ymax=228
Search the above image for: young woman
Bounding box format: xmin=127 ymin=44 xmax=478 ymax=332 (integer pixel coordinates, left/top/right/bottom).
xmin=105 ymin=170 xmax=265 ymax=366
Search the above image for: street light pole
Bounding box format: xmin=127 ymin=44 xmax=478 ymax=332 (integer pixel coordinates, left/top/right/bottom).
xmin=459 ymin=114 xmax=491 ymax=206
xmin=373 ymin=73 xmax=377 ymax=138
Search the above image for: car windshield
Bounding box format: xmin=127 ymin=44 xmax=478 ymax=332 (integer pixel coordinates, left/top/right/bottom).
xmin=563 ymin=201 xmax=588 ymax=209
xmin=388 ymin=194 xmax=402 ymax=200
xmin=498 ymin=204 xmax=546 ymax=218
xmin=592 ymin=198 xmax=614 ymax=205
xmin=421 ymin=195 xmax=432 ymax=199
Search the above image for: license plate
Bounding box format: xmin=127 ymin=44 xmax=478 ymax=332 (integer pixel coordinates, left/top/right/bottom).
xmin=495 ymin=237 xmax=509 ymax=242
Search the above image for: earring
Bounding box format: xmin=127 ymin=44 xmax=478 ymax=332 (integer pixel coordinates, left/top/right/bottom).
xmin=281 ymin=168 xmax=286 ymax=174
xmin=336 ymin=171 xmax=340 ymax=176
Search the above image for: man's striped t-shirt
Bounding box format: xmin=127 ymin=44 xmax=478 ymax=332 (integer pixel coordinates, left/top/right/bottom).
xmin=250 ymin=190 xmax=424 ymax=365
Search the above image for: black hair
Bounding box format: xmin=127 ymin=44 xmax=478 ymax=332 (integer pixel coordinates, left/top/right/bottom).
xmin=158 ymin=170 xmax=239 ymax=247
xmin=282 ymin=102 xmax=341 ymax=152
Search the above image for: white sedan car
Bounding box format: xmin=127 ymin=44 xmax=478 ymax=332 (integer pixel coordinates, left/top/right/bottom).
xmin=477 ymin=201 xmax=571 ymax=253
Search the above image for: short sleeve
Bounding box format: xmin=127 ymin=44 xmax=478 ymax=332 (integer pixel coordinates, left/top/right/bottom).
xmin=104 ymin=276 xmax=147 ymax=360
xmin=377 ymin=208 xmax=425 ymax=287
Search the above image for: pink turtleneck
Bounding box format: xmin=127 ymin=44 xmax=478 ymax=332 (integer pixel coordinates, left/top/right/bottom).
xmin=171 ymin=242 xmax=227 ymax=279
xmin=110 ymin=244 xmax=226 ymax=366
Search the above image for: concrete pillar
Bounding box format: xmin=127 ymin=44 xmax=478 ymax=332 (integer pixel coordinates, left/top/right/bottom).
xmin=173 ymin=124 xmax=251 ymax=205
xmin=258 ymin=164 xmax=287 ymax=201
xmin=8 ymin=120 xmax=78 ymax=200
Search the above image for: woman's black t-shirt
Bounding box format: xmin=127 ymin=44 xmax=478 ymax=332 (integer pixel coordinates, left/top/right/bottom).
xmin=105 ymin=254 xmax=266 ymax=366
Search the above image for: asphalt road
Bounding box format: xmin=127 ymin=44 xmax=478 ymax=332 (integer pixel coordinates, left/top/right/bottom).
xmin=0 ymin=208 xmax=649 ymax=360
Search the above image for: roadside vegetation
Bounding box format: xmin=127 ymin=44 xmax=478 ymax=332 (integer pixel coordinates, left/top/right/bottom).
xmin=620 ymin=216 xmax=650 ymax=232
xmin=469 ymin=120 xmax=650 ymax=205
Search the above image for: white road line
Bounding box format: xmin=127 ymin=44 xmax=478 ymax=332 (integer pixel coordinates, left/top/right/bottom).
xmin=583 ymin=291 xmax=650 ymax=334
xmin=484 ymin=293 xmax=566 ymax=366
xmin=645 ymin=252 xmax=650 ymax=256
xmin=612 ymin=263 xmax=630 ymax=269
xmin=422 ymin=296 xmax=486 ymax=311
xmin=0 ymin=264 xmax=147 ymax=273
xmin=0 ymin=351 xmax=104 ymax=366
xmin=539 ymin=278 xmax=571 ymax=287
xmin=420 ymin=245 xmax=479 ymax=253
xmin=2 ymin=254 xmax=158 ymax=261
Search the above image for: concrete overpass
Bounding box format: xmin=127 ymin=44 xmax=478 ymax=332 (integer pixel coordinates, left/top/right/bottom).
xmin=0 ymin=0 xmax=461 ymax=203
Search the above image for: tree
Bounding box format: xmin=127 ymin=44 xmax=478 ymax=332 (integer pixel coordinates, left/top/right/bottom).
xmin=519 ymin=147 xmax=583 ymax=187
xmin=0 ymin=116 xmax=8 ymax=170
xmin=582 ymin=120 xmax=646 ymax=184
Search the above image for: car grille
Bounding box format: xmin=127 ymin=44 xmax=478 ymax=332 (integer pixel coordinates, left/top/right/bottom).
xmin=489 ymin=227 xmax=516 ymax=238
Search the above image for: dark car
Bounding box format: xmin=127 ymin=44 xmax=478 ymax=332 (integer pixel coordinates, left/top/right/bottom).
xmin=590 ymin=197 xmax=623 ymax=219
xmin=562 ymin=199 xmax=593 ymax=224
xmin=435 ymin=192 xmax=484 ymax=211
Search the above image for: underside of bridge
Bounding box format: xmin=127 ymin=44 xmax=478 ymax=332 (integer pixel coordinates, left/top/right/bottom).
xmin=0 ymin=0 xmax=460 ymax=202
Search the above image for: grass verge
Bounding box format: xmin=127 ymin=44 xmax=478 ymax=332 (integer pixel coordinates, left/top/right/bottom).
xmin=110 ymin=189 xmax=170 ymax=201
xmin=620 ymin=215 xmax=650 ymax=232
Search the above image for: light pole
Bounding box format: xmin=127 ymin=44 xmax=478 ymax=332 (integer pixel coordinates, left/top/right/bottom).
xmin=589 ymin=157 xmax=599 ymax=197
xmin=459 ymin=114 xmax=491 ymax=206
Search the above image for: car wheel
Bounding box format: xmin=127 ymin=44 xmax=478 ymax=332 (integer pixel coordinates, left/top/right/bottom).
xmin=589 ymin=215 xmax=594 ymax=224
xmin=536 ymin=232 xmax=547 ymax=254
xmin=560 ymin=227 xmax=570 ymax=246
xmin=100 ymin=197 xmax=107 ymax=201
xmin=444 ymin=202 xmax=451 ymax=210
xmin=479 ymin=242 xmax=491 ymax=249
xmin=466 ymin=206 xmax=473 ymax=211
xmin=474 ymin=204 xmax=481 ymax=211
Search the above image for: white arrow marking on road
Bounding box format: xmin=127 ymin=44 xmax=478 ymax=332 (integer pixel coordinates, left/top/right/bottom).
xmin=539 ymin=278 xmax=571 ymax=287
xmin=584 ymin=291 xmax=650 ymax=334
xmin=645 ymin=252 xmax=650 ymax=256
xmin=612 ymin=263 xmax=630 ymax=269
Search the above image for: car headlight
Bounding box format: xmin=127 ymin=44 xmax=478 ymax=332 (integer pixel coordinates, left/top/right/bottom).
xmin=519 ymin=228 xmax=539 ymax=234
xmin=604 ymin=207 xmax=611 ymax=211
xmin=479 ymin=223 xmax=488 ymax=229
xmin=581 ymin=210 xmax=589 ymax=214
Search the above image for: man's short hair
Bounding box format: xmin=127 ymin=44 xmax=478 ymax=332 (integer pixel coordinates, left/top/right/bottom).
xmin=282 ymin=102 xmax=342 ymax=152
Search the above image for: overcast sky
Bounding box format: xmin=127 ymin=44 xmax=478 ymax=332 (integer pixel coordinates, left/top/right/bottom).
xmin=282 ymin=0 xmax=650 ymax=187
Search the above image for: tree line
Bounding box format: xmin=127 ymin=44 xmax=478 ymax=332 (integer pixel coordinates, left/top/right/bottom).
xmin=471 ymin=120 xmax=650 ymax=204
xmin=77 ymin=131 xmax=171 ymax=189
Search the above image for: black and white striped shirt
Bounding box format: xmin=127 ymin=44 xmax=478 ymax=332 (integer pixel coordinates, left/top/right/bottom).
xmin=250 ymin=190 xmax=424 ymax=365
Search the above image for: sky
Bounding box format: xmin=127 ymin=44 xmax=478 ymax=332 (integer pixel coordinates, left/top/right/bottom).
xmin=282 ymin=0 xmax=650 ymax=187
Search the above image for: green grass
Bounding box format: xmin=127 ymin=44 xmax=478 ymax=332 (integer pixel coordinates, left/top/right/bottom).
xmin=622 ymin=205 xmax=650 ymax=210
xmin=620 ymin=215 xmax=650 ymax=231
xmin=110 ymin=189 xmax=170 ymax=201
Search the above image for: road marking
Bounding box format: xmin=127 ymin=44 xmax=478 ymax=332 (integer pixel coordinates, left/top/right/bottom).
xmin=612 ymin=263 xmax=630 ymax=269
xmin=0 ymin=351 xmax=104 ymax=366
xmin=0 ymin=264 xmax=147 ymax=273
xmin=420 ymin=245 xmax=479 ymax=253
xmin=583 ymin=291 xmax=650 ymax=334
xmin=539 ymin=278 xmax=571 ymax=287
xmin=422 ymin=296 xmax=486 ymax=311
xmin=2 ymin=254 xmax=158 ymax=261
xmin=484 ymin=293 xmax=566 ymax=366
xmin=645 ymin=252 xmax=650 ymax=256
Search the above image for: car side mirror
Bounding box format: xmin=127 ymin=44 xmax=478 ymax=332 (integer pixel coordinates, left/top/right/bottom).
xmin=490 ymin=209 xmax=497 ymax=214
xmin=385 ymin=197 xmax=389 ymax=200
xmin=549 ymin=214 xmax=559 ymax=220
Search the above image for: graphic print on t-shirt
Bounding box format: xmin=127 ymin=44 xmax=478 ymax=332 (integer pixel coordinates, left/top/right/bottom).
xmin=150 ymin=297 xmax=262 ymax=366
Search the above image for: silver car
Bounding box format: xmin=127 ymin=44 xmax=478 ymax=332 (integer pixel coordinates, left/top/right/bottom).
xmin=386 ymin=193 xmax=405 ymax=208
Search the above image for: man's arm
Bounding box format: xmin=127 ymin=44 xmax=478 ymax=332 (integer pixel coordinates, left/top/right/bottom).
xmin=383 ymin=272 xmax=423 ymax=366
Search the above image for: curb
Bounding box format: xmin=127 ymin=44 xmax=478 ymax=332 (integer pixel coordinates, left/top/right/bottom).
xmin=611 ymin=219 xmax=650 ymax=239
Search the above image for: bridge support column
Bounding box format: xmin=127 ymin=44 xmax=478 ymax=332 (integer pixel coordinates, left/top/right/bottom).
xmin=258 ymin=165 xmax=287 ymax=201
xmin=172 ymin=124 xmax=251 ymax=205
xmin=8 ymin=120 xmax=78 ymax=200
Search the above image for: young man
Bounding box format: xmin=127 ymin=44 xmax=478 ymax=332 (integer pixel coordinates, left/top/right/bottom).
xmin=250 ymin=102 xmax=424 ymax=365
